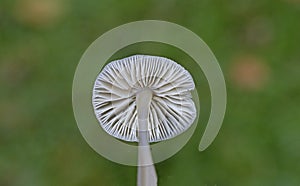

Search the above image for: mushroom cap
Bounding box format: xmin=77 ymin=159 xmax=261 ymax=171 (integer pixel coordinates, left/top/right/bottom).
xmin=92 ymin=55 xmax=196 ymax=142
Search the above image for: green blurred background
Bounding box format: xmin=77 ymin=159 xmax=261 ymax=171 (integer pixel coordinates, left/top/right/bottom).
xmin=1 ymin=0 xmax=300 ymax=185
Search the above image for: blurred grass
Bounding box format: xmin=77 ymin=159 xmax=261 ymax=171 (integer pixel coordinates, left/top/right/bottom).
xmin=1 ymin=0 xmax=300 ymax=185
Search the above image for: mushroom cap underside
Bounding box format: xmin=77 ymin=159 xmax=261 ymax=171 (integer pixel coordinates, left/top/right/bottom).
xmin=92 ymin=55 xmax=196 ymax=142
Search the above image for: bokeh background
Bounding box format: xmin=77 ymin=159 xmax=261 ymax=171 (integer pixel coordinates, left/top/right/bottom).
xmin=1 ymin=0 xmax=300 ymax=185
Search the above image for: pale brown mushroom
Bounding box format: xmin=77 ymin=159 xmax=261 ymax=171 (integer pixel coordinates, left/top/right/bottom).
xmin=92 ymin=55 xmax=196 ymax=186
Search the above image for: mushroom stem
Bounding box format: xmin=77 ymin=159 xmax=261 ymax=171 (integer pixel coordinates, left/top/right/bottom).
xmin=136 ymin=88 xmax=157 ymax=186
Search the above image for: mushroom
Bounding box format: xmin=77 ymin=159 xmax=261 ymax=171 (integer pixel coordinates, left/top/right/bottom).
xmin=92 ymin=55 xmax=196 ymax=186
